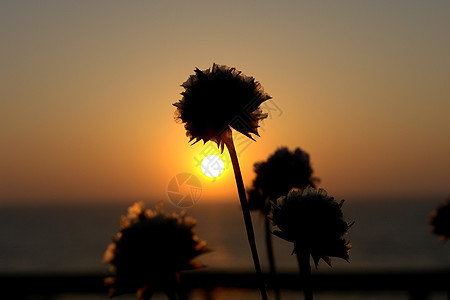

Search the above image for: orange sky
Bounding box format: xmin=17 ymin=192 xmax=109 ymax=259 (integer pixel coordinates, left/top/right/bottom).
xmin=1 ymin=1 xmax=449 ymax=204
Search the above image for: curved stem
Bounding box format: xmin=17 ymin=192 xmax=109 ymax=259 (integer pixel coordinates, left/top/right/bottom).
xmin=296 ymin=249 xmax=313 ymax=300
xmin=222 ymin=130 xmax=268 ymax=300
xmin=265 ymin=217 xmax=281 ymax=300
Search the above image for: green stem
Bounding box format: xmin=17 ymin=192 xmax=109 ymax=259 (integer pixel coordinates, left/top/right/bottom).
xmin=265 ymin=217 xmax=281 ymax=300
xmin=296 ymin=249 xmax=313 ymax=300
xmin=223 ymin=131 xmax=268 ymax=300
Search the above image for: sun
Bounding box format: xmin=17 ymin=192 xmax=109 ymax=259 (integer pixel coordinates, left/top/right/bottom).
xmin=201 ymin=155 xmax=225 ymax=178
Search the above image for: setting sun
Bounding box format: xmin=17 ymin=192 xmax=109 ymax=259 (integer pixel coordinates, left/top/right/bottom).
xmin=201 ymin=155 xmax=225 ymax=178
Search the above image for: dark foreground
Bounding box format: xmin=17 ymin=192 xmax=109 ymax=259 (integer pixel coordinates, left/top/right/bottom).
xmin=1 ymin=270 xmax=449 ymax=300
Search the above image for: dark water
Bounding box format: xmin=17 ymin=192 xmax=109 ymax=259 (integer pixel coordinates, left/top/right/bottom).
xmin=0 ymin=198 xmax=448 ymax=274
xmin=0 ymin=199 xmax=449 ymax=299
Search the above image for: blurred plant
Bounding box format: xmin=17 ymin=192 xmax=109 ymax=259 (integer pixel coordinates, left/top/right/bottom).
xmin=173 ymin=63 xmax=271 ymax=300
xmin=270 ymin=186 xmax=353 ymax=300
xmin=248 ymin=146 xmax=319 ymax=300
xmin=430 ymin=199 xmax=450 ymax=242
xmin=103 ymin=202 xmax=210 ymax=300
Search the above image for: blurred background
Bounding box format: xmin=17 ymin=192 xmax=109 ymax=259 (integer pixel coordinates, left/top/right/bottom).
xmin=1 ymin=0 xmax=449 ymax=299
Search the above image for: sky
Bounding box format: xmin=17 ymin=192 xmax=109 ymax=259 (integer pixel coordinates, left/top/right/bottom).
xmin=1 ymin=0 xmax=449 ymax=204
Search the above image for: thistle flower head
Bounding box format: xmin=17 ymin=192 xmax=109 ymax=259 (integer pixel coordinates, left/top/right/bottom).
xmin=173 ymin=63 xmax=271 ymax=150
xmin=270 ymin=186 xmax=353 ymax=268
xmin=430 ymin=199 xmax=450 ymax=242
xmin=248 ymin=147 xmax=319 ymax=212
xmin=103 ymin=202 xmax=210 ymax=299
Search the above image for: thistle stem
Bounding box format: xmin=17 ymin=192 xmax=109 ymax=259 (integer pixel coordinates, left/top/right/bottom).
xmin=166 ymin=291 xmax=178 ymax=300
xmin=223 ymin=131 xmax=268 ymax=300
xmin=296 ymin=249 xmax=313 ymax=300
xmin=265 ymin=217 xmax=281 ymax=300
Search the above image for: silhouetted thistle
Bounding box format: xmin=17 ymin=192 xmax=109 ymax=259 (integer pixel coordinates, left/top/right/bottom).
xmin=430 ymin=199 xmax=450 ymax=242
xmin=247 ymin=147 xmax=319 ymax=300
xmin=249 ymin=146 xmax=319 ymax=213
xmin=270 ymin=186 xmax=353 ymax=300
xmin=173 ymin=63 xmax=270 ymax=300
xmin=103 ymin=202 xmax=210 ymax=300
xmin=174 ymin=63 xmax=271 ymax=150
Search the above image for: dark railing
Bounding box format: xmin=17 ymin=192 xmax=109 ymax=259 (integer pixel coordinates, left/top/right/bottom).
xmin=1 ymin=270 xmax=449 ymax=299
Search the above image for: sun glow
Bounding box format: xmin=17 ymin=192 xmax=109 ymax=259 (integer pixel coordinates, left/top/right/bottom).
xmin=201 ymin=155 xmax=225 ymax=178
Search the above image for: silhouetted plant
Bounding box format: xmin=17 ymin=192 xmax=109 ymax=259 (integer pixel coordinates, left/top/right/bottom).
xmin=248 ymin=146 xmax=319 ymax=300
xmin=249 ymin=146 xmax=319 ymax=212
xmin=173 ymin=63 xmax=270 ymax=149
xmin=430 ymin=199 xmax=450 ymax=242
xmin=174 ymin=63 xmax=271 ymax=300
xmin=270 ymin=186 xmax=353 ymax=300
xmin=103 ymin=202 xmax=210 ymax=300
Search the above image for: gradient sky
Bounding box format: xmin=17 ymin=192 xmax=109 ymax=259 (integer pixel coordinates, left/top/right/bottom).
xmin=1 ymin=1 xmax=449 ymax=204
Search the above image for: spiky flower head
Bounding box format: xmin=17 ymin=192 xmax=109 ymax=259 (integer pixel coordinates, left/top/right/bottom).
xmin=248 ymin=147 xmax=319 ymax=213
xmin=173 ymin=63 xmax=271 ymax=151
xmin=103 ymin=202 xmax=210 ymax=300
xmin=430 ymin=199 xmax=450 ymax=242
xmin=270 ymin=186 xmax=353 ymax=268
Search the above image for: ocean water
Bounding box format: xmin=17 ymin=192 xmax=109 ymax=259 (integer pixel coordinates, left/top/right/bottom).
xmin=0 ymin=198 xmax=449 ymax=299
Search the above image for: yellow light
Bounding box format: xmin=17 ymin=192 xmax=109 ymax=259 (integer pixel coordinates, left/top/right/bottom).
xmin=201 ymin=155 xmax=225 ymax=178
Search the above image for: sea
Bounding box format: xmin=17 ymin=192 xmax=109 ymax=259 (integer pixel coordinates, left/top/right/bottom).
xmin=0 ymin=198 xmax=449 ymax=299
